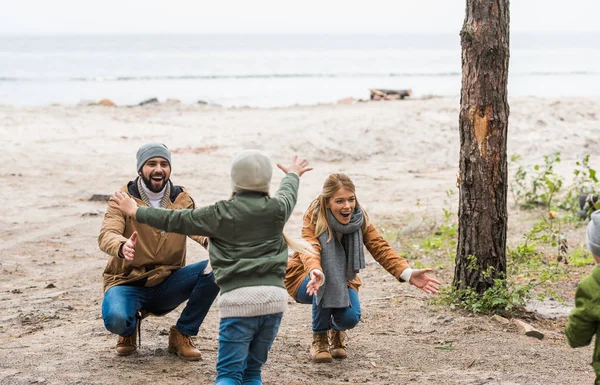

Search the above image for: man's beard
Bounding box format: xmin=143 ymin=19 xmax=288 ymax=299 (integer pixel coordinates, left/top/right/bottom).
xmin=141 ymin=173 xmax=169 ymax=193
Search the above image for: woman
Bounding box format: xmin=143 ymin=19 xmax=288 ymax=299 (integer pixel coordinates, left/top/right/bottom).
xmin=284 ymin=173 xmax=440 ymax=363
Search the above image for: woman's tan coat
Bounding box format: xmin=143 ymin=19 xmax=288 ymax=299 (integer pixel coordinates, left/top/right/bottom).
xmin=284 ymin=207 xmax=410 ymax=299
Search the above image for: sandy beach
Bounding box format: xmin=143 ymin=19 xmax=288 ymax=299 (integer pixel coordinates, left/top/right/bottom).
xmin=1 ymin=96 xmax=600 ymax=384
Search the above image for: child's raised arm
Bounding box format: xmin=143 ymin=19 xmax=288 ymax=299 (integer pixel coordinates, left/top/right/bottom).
xmin=276 ymin=155 xmax=312 ymax=177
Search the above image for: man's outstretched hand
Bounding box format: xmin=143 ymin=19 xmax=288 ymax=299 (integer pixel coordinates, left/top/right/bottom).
xmin=120 ymin=231 xmax=138 ymax=261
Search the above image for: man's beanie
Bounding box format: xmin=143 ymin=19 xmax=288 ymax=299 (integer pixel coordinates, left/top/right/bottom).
xmin=136 ymin=143 xmax=172 ymax=172
xmin=230 ymin=149 xmax=272 ymax=193
xmin=587 ymin=210 xmax=600 ymax=256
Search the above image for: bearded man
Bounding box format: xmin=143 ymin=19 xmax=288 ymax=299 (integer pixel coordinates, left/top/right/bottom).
xmin=98 ymin=143 xmax=219 ymax=360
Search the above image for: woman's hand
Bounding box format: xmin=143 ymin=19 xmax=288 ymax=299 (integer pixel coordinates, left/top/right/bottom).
xmin=109 ymin=191 xmax=138 ymax=219
xmin=277 ymin=155 xmax=313 ymax=177
xmin=306 ymin=269 xmax=325 ymax=296
xmin=409 ymin=268 xmax=441 ymax=294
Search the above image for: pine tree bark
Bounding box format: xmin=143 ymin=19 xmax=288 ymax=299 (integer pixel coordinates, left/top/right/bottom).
xmin=453 ymin=0 xmax=510 ymax=293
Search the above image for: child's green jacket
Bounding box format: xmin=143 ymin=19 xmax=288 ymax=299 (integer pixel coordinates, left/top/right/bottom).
xmin=566 ymin=264 xmax=600 ymax=384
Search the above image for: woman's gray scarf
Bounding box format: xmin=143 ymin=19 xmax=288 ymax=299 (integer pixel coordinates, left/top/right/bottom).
xmin=316 ymin=206 xmax=365 ymax=308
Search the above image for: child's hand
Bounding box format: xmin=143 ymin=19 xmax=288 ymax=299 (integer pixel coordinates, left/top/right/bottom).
xmin=306 ymin=269 xmax=325 ymax=296
xmin=109 ymin=191 xmax=139 ymax=219
xmin=277 ymin=155 xmax=312 ymax=177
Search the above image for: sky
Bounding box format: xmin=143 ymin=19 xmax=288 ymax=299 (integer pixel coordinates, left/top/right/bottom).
xmin=1 ymin=0 xmax=598 ymax=34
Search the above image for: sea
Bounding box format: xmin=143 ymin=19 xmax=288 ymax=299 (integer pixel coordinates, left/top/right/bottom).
xmin=0 ymin=33 xmax=598 ymax=107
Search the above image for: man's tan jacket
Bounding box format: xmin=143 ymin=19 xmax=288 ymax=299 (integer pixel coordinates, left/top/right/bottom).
xmin=98 ymin=181 xmax=207 ymax=293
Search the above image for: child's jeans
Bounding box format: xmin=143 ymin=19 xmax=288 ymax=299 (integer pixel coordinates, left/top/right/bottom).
xmin=215 ymin=313 xmax=283 ymax=385
xmin=296 ymin=276 xmax=361 ymax=333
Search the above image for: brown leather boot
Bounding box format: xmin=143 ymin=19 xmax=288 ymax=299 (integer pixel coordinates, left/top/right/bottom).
xmin=116 ymin=334 xmax=137 ymax=356
xmin=168 ymin=326 xmax=202 ymax=361
xmin=311 ymin=332 xmax=332 ymax=363
xmin=328 ymin=329 xmax=347 ymax=359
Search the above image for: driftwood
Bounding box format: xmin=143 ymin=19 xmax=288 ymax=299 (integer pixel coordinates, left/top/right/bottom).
xmin=89 ymin=194 xmax=111 ymax=202
xmin=139 ymin=98 xmax=159 ymax=106
xmin=513 ymin=319 xmax=544 ymax=340
xmin=370 ymin=88 xmax=412 ymax=100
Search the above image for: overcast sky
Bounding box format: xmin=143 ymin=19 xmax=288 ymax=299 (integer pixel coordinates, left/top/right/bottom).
xmin=1 ymin=0 xmax=598 ymax=34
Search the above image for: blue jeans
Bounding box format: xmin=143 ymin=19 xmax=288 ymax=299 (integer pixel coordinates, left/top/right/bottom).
xmin=102 ymin=260 xmax=219 ymax=337
xmin=215 ymin=313 xmax=283 ymax=385
xmin=296 ymin=276 xmax=361 ymax=333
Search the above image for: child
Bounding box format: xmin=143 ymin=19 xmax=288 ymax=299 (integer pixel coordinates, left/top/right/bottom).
xmin=110 ymin=150 xmax=313 ymax=385
xmin=565 ymin=210 xmax=600 ymax=385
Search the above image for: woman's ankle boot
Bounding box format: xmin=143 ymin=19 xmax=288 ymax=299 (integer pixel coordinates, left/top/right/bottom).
xmin=328 ymin=329 xmax=347 ymax=359
xmin=311 ymin=332 xmax=332 ymax=363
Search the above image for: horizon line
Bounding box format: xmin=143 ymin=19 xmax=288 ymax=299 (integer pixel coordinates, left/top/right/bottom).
xmin=0 ymin=30 xmax=599 ymax=36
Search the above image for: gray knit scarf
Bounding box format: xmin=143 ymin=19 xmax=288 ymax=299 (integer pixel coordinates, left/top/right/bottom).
xmin=316 ymin=206 xmax=365 ymax=308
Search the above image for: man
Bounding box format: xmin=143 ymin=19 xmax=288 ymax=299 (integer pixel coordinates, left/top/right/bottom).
xmin=98 ymin=142 xmax=219 ymax=360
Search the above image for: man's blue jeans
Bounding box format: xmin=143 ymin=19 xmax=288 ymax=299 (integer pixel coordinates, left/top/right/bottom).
xmin=102 ymin=260 xmax=219 ymax=337
xmin=215 ymin=313 xmax=283 ymax=385
xmin=296 ymin=276 xmax=361 ymax=333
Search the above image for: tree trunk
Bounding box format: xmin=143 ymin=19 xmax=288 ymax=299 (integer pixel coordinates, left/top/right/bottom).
xmin=453 ymin=0 xmax=510 ymax=294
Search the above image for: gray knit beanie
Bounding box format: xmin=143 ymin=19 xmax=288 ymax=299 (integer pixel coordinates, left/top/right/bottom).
xmin=230 ymin=149 xmax=272 ymax=193
xmin=136 ymin=143 xmax=172 ymax=172
xmin=587 ymin=210 xmax=600 ymax=257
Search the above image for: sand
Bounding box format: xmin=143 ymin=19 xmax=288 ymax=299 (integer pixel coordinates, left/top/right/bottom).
xmin=1 ymin=97 xmax=600 ymax=384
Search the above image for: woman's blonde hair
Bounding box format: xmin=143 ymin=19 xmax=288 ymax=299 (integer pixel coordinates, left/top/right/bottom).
xmin=306 ymin=173 xmax=370 ymax=242
xmin=283 ymin=233 xmax=317 ymax=256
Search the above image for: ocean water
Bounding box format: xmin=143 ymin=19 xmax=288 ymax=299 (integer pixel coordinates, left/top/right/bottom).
xmin=0 ymin=33 xmax=598 ymax=107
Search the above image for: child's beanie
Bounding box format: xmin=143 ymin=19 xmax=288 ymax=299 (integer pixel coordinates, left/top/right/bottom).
xmin=587 ymin=210 xmax=600 ymax=256
xmin=230 ymin=149 xmax=273 ymax=193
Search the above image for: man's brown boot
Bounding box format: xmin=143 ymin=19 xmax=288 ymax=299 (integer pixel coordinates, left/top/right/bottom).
xmin=168 ymin=326 xmax=202 ymax=361
xmin=311 ymin=332 xmax=332 ymax=363
xmin=116 ymin=334 xmax=137 ymax=356
xmin=328 ymin=329 xmax=347 ymax=359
